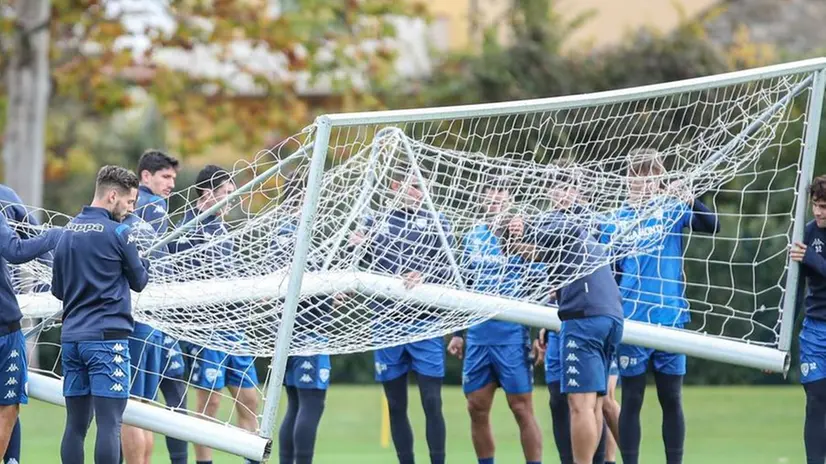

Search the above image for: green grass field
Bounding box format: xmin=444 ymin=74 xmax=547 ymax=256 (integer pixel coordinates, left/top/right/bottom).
xmin=19 ymin=385 xmax=804 ymax=463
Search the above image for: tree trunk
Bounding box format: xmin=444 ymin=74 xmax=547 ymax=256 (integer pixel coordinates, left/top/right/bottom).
xmin=3 ymin=0 xmax=51 ymax=213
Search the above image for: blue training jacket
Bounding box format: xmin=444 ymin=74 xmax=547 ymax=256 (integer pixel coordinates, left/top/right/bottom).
xmin=53 ymin=206 xmax=149 ymax=342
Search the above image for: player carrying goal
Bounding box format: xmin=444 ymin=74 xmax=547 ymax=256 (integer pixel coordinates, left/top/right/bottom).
xmin=598 ymin=149 xmax=720 ymax=464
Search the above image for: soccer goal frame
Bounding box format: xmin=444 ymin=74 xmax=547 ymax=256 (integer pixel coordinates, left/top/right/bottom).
xmin=259 ymin=57 xmax=826 ymax=439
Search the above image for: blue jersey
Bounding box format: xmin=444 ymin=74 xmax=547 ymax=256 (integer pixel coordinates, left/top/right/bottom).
xmin=0 ymin=185 xmax=54 ymax=292
xmin=461 ymin=223 xmax=532 ymax=345
xmin=528 ymin=210 xmax=623 ymax=321
xmin=123 ymin=185 xmax=170 ymax=255
xmin=801 ymin=220 xmax=826 ymax=321
xmin=52 ymin=206 xmax=149 ymax=342
xmin=598 ymin=199 xmax=719 ymax=325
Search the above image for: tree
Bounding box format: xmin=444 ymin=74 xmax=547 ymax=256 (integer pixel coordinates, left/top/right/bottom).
xmin=0 ymin=0 xmax=421 ymax=211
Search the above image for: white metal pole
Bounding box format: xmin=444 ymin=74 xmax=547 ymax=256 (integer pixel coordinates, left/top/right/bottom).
xmin=779 ymin=68 xmax=826 ymax=351
xmin=258 ymin=117 xmax=333 ymax=439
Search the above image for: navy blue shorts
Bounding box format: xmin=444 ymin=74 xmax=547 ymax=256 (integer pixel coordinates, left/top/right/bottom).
xmin=189 ymin=345 xmax=258 ymax=390
xmin=560 ymin=316 xmax=623 ymax=395
xmin=463 ymin=343 xmax=533 ymax=395
xmin=285 ymin=355 xmax=331 ymax=390
xmin=374 ymin=337 xmax=444 ymax=382
xmin=0 ymin=330 xmax=27 ymax=405
xmin=800 ymin=317 xmax=826 ymax=384
xmin=160 ymin=332 xmax=185 ymax=379
xmin=128 ymin=325 xmax=162 ymax=400
xmin=545 ymin=331 xmax=618 ymax=385
xmin=62 ymin=340 xmax=131 ymax=399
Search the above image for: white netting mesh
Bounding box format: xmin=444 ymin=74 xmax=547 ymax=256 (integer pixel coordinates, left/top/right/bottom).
xmin=10 ymin=69 xmax=819 ymax=427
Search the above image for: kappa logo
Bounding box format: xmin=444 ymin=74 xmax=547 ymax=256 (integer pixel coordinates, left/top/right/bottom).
xmin=5 ymin=364 xmax=17 ymax=373
xmin=113 ymin=355 xmax=124 ymax=364
xmin=7 ymin=458 xmax=17 ymax=464
xmin=620 ymin=356 xmax=630 ymax=369
xmin=112 ymin=343 xmax=125 ymax=353
xmin=3 ymin=390 xmax=15 ymax=399
xmin=168 ymin=349 xmax=179 ymax=358
xmin=375 ymin=362 xmax=387 ymax=375
xmin=319 ymin=368 xmax=330 ymax=383
xmin=566 ymin=340 xmax=579 ymax=349
xmin=164 ymin=336 xmax=174 ymax=346
xmin=5 ymin=378 xmax=17 ymax=386
xmin=567 ymin=379 xmax=580 ymax=388
xmin=610 ymin=359 xmax=618 ymax=370
xmin=9 ymin=350 xmax=19 ymax=359
xmin=205 ymin=368 xmax=221 ymax=383
xmin=113 ymin=369 xmax=126 ymax=378
xmin=815 ymin=238 xmax=824 ymax=253
xmin=170 ymin=361 xmax=182 ymax=371
xmin=299 ymin=374 xmax=313 ymax=383
xmin=300 ymin=361 xmax=314 ymax=370
xmin=566 ymin=366 xmax=580 ymax=375
xmin=154 ymin=205 xmax=165 ymax=215
xmin=127 ymin=233 xmax=136 ymax=244
xmin=565 ymin=353 xmax=579 ymax=362
xmin=110 ymin=383 xmax=124 ymax=392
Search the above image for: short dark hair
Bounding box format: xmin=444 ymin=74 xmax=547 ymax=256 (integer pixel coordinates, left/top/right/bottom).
xmin=137 ymin=149 xmax=179 ymax=178
xmin=95 ymin=165 xmax=139 ymax=197
xmin=195 ymin=164 xmax=231 ymax=198
xmin=810 ymin=175 xmax=826 ymax=202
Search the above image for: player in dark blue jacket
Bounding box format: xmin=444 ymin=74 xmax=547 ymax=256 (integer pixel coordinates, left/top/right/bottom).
xmin=0 ymin=184 xmax=61 ymax=462
xmin=533 ymin=165 xmax=620 ymax=464
xmin=598 ymin=149 xmax=719 ymax=464
xmin=448 ymin=185 xmax=543 ymax=464
xmin=168 ymin=165 xmax=260 ymax=464
xmin=121 ymin=150 xmax=188 ymax=464
xmin=790 ymin=174 xmax=826 ymax=464
xmin=52 ymin=165 xmax=149 ymax=464
xmin=351 ymin=173 xmax=451 ymax=464
xmin=0 ymin=184 xmax=55 ymax=464
xmin=513 ymin=190 xmax=624 ymax=464
xmin=274 ymin=178 xmax=333 ymax=464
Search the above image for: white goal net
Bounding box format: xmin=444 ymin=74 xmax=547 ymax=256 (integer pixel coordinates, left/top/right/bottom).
xmin=9 ymin=58 xmax=826 ymax=458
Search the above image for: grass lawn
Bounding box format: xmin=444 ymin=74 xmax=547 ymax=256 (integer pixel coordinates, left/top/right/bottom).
xmin=19 ymin=385 xmax=804 ymax=463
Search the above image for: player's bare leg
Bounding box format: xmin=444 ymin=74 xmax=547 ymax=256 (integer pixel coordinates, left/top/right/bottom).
xmin=229 ymin=385 xmax=260 ymax=433
xmin=194 ymin=387 xmax=222 ymax=462
xmin=603 ymin=375 xmax=620 ymax=460
xmin=505 ymin=392 xmax=542 ymax=462
xmin=467 ymin=382 xmax=496 ymax=459
xmin=121 ymin=423 xmax=149 ymax=464
xmin=0 ymin=404 xmax=19 ymax=458
xmin=569 ymin=392 xmax=604 ymax=464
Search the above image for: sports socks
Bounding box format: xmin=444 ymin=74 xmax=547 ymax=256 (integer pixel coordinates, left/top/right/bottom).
xmin=417 ymin=374 xmax=446 ymax=464
xmin=804 ymin=378 xmax=826 ymax=464
xmin=62 ymin=396 xmax=126 ymax=464
xmin=160 ymin=377 xmax=189 ymax=464
xmin=383 ymin=375 xmax=415 ymax=464
xmin=618 ymin=373 xmax=646 ymax=464
xmin=478 ymin=459 xmax=493 ymax=464
xmin=4 ymin=418 xmax=20 ymax=464
xmin=548 ymin=382 xmax=573 ymax=463
xmin=279 ymin=386 xmax=300 ymax=464
xmin=293 ymin=388 xmax=326 ymax=464
xmin=654 ymin=372 xmax=685 ymax=464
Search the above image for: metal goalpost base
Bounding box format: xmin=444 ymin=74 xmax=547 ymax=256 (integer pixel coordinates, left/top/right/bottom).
xmin=27 ymin=373 xmax=271 ymax=461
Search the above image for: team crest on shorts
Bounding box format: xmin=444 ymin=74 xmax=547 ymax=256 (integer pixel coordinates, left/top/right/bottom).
xmin=319 ymin=368 xmax=330 ymax=383
xmin=620 ymin=356 xmax=629 ymax=369
xmin=802 ymin=362 xmax=810 ymax=376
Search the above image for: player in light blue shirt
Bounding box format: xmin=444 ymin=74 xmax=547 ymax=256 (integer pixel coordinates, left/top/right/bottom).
xmin=598 ymin=149 xmax=720 ymax=464
xmin=448 ymin=185 xmax=543 ymax=464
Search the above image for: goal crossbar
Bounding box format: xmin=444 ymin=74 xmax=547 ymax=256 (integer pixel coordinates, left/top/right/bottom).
xmin=17 ymin=271 xmax=789 ymax=372
xmin=27 ymin=373 xmax=271 ymax=461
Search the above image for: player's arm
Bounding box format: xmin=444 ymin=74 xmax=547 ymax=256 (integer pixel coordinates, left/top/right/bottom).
xmin=688 ymin=198 xmax=721 ymax=234
xmin=0 ymin=213 xmax=61 ymax=264
xmin=50 ymin=254 xmax=64 ymax=301
xmin=116 ymin=225 xmax=150 ymax=292
xmin=139 ymin=199 xmax=168 ymax=235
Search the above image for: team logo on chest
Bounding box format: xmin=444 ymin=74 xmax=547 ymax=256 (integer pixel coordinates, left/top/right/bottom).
xmin=814 ymin=238 xmax=824 ymax=253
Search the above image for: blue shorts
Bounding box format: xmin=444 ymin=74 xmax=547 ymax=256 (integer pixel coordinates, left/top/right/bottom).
xmin=62 ymin=340 xmax=131 ymax=399
xmin=0 ymin=330 xmax=28 ymax=405
xmin=129 ymin=325 xmax=163 ymax=400
xmin=800 ymin=317 xmax=826 ymax=384
xmin=190 ymin=345 xmax=258 ymax=390
xmin=545 ymin=331 xmax=618 ymax=384
xmin=285 ymin=355 xmax=331 ymax=390
xmin=560 ymin=316 xmax=623 ymax=395
xmin=463 ymin=343 xmax=533 ymax=395
xmin=160 ymin=332 xmax=185 ymax=378
xmin=374 ymin=337 xmax=444 ymax=382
